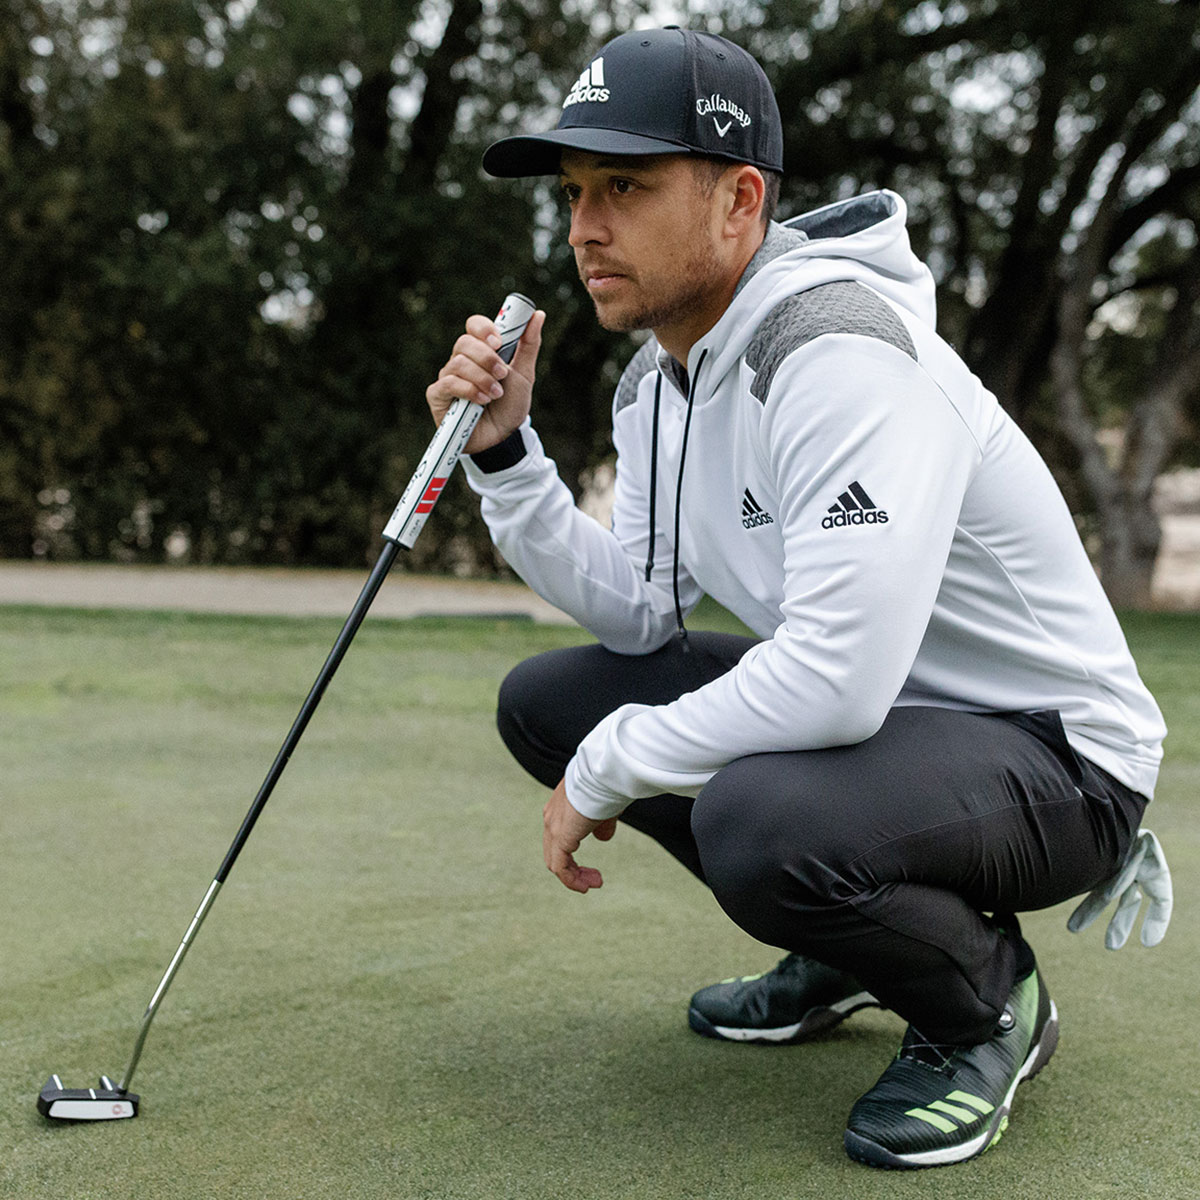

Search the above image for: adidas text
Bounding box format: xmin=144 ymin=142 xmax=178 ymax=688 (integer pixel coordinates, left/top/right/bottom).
xmin=822 ymin=509 xmax=888 ymax=529
xmin=741 ymin=488 xmax=774 ymax=529
xmin=822 ymin=481 xmax=887 ymax=529
xmin=563 ymin=59 xmax=609 ymax=108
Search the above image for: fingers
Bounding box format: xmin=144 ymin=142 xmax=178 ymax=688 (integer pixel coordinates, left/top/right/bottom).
xmin=553 ymin=852 xmax=605 ymax=894
xmin=542 ymin=782 xmax=608 ymax=893
xmin=543 ymin=816 xmax=603 ymax=893
xmin=462 ymin=308 xmax=544 ymax=383
xmin=424 ymin=310 xmax=545 ymax=451
xmin=1066 ymin=893 xmax=1103 ymax=932
xmin=544 ymin=831 xmax=604 ymax=893
xmin=508 ymin=308 xmax=545 ymax=380
xmin=427 ymin=321 xmax=512 ymax=410
xmin=1106 ymin=884 xmax=1143 ymax=949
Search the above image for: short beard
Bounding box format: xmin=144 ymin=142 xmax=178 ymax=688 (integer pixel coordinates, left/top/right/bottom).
xmin=591 ymin=236 xmax=721 ymax=334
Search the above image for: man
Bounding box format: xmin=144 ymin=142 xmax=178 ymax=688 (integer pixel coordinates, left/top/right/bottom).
xmin=425 ymin=26 xmax=1167 ymax=1170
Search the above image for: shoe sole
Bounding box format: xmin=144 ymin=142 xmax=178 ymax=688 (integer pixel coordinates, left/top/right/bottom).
xmin=688 ymin=991 xmax=880 ymax=1044
xmin=843 ymin=1000 xmax=1060 ymax=1170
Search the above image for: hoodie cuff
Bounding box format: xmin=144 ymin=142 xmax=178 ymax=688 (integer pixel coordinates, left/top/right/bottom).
xmin=468 ymin=428 xmax=527 ymax=474
xmin=564 ymin=756 xmax=628 ymax=822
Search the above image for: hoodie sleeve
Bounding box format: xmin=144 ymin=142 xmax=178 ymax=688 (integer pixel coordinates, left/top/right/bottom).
xmin=459 ymin=363 xmax=699 ymax=653
xmin=564 ymin=332 xmax=983 ymax=819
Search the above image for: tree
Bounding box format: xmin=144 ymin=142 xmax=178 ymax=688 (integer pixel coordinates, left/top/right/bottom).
xmin=3 ymin=0 xmax=1196 ymax=604
xmin=0 ymin=0 xmax=622 ymax=569
xmin=745 ymin=0 xmax=1200 ymax=606
xmin=0 ymin=0 xmax=319 ymax=560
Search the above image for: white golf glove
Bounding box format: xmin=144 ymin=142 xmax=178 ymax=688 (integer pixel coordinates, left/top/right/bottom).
xmin=1067 ymin=828 xmax=1173 ymax=949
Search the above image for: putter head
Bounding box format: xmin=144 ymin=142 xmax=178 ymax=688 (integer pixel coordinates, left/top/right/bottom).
xmin=37 ymin=1075 xmax=139 ymax=1121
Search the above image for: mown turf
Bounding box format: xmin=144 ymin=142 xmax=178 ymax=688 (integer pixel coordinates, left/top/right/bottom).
xmin=1 ymin=602 xmax=1196 ymax=1199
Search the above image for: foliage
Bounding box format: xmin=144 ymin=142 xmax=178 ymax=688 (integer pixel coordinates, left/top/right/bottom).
xmin=1 ymin=0 xmax=1197 ymax=600
xmin=741 ymin=0 xmax=1200 ymax=603
xmin=0 ymin=0 xmax=630 ymax=569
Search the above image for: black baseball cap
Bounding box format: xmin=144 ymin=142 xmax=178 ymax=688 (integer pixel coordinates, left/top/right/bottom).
xmin=483 ymin=26 xmax=783 ymax=177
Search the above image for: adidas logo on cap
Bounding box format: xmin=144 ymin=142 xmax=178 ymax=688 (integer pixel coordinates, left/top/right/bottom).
xmin=822 ymin=481 xmax=888 ymax=529
xmin=562 ymin=58 xmax=609 ymax=109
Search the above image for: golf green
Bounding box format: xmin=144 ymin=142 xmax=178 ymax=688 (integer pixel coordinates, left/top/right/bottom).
xmin=2 ymin=605 xmax=1196 ymax=1198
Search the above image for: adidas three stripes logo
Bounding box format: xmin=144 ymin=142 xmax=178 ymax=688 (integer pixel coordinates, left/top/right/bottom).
xmin=742 ymin=489 xmax=774 ymax=529
xmin=905 ymin=1089 xmax=996 ymax=1135
xmin=822 ymin=480 xmax=889 ymax=529
xmin=738 ymin=481 xmax=888 ymax=531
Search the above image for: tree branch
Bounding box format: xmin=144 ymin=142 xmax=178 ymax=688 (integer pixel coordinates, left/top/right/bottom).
xmin=1001 ymin=17 xmax=1078 ymax=252
xmin=1051 ymin=254 xmax=1121 ymax=512
xmin=400 ymin=0 xmax=484 ymax=193
xmin=1021 ymin=14 xmax=1199 ymax=275
xmin=1098 ymin=261 xmax=1199 ymax=308
xmin=772 ymin=5 xmax=1014 ymax=119
xmin=1106 ymin=160 xmax=1200 ymax=260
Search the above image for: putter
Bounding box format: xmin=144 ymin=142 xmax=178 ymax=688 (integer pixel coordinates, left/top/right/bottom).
xmin=37 ymin=292 xmax=536 ymax=1122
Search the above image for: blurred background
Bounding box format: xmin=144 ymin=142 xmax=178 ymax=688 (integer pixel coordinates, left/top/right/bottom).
xmin=1 ymin=0 xmax=1197 ymax=609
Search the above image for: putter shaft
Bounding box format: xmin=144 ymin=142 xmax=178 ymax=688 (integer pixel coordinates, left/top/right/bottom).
xmin=115 ymin=539 xmax=400 ymax=1095
xmin=120 ymin=878 xmax=222 ymax=1092
xmin=104 ymin=292 xmax=535 ymax=1102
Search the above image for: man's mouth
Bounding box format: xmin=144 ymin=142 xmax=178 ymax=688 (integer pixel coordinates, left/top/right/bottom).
xmin=582 ymin=265 xmax=629 ymax=293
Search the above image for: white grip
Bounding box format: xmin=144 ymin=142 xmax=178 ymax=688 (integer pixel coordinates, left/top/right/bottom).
xmin=383 ymin=293 xmax=536 ymax=548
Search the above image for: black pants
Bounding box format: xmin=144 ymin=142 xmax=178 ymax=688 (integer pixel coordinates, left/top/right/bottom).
xmin=497 ymin=632 xmax=1146 ymax=1045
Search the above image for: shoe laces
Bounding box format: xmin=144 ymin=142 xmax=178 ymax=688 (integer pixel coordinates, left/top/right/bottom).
xmin=898 ymin=1026 xmax=958 ymax=1072
xmin=898 ymin=1004 xmax=1016 ymax=1071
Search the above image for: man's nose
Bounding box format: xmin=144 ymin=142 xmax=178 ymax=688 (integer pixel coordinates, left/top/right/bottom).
xmin=568 ymin=195 xmax=609 ymax=247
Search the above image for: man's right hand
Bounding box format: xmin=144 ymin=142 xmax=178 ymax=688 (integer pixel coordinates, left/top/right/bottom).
xmin=425 ymin=309 xmax=545 ymax=456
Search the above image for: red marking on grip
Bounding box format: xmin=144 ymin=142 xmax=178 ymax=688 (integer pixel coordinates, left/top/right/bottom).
xmin=415 ymin=476 xmax=448 ymax=514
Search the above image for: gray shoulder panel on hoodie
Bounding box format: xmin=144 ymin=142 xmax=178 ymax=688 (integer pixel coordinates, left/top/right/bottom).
xmin=746 ymin=281 xmax=918 ymax=403
xmin=614 ymin=338 xmax=660 ymax=415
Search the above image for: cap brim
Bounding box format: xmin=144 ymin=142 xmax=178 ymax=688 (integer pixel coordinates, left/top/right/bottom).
xmin=482 ymin=127 xmax=693 ymax=177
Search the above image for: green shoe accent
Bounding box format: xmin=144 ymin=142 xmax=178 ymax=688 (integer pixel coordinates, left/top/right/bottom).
xmin=905 ymin=1108 xmax=958 ymax=1134
xmin=844 ymin=965 xmax=1059 ymax=1170
xmin=946 ymin=1090 xmax=995 ymax=1115
xmin=927 ymin=1099 xmax=982 ymax=1123
xmin=986 ymin=1114 xmax=1010 ymax=1152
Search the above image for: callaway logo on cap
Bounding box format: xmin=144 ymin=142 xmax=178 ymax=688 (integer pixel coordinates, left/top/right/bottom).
xmin=483 ymin=26 xmax=784 ymax=177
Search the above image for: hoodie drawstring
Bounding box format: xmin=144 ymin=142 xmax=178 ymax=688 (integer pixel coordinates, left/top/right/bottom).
xmin=643 ymin=350 xmax=707 ymax=649
xmin=644 ymin=372 xmax=662 ymax=583
xmin=671 ymin=349 xmax=708 ymax=649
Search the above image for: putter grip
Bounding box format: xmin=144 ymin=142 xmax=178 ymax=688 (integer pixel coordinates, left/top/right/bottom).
xmin=383 ymin=293 xmax=536 ymax=548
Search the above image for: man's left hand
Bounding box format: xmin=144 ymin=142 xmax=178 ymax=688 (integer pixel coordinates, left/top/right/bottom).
xmin=543 ymin=779 xmax=618 ymax=893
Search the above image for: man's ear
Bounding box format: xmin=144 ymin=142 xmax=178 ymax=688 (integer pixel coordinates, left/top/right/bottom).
xmin=721 ymin=166 xmax=766 ymax=238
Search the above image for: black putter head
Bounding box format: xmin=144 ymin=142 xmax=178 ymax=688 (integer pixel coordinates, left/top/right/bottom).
xmin=37 ymin=1075 xmax=139 ymax=1121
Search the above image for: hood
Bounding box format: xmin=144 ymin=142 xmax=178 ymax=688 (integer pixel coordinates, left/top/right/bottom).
xmin=682 ymin=190 xmax=937 ymax=392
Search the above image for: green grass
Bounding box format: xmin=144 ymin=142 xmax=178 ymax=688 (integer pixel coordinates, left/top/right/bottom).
xmin=1 ymin=602 xmax=1197 ymax=1198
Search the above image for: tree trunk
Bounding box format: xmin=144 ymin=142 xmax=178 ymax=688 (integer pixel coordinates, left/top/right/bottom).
xmin=1098 ymin=500 xmax=1162 ymax=611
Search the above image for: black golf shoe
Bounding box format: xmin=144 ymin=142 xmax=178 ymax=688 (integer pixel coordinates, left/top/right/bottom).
xmin=843 ymin=967 xmax=1058 ymax=1169
xmin=688 ymin=952 xmax=881 ymax=1044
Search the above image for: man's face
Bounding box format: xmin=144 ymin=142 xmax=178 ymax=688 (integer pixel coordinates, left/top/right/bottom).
xmin=558 ymin=152 xmax=726 ymax=343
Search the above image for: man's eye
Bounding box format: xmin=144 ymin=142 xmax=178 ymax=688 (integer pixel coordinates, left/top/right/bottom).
xmin=560 ymin=186 xmax=580 ymax=203
xmin=612 ymin=179 xmax=634 ymax=194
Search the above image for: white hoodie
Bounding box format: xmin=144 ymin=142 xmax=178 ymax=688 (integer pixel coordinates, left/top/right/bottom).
xmin=462 ymin=190 xmax=1165 ymax=820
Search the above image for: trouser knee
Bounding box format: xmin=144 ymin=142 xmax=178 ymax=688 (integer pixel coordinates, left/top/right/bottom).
xmin=691 ymin=756 xmax=847 ymax=945
xmin=495 ymin=655 xmax=568 ymax=789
